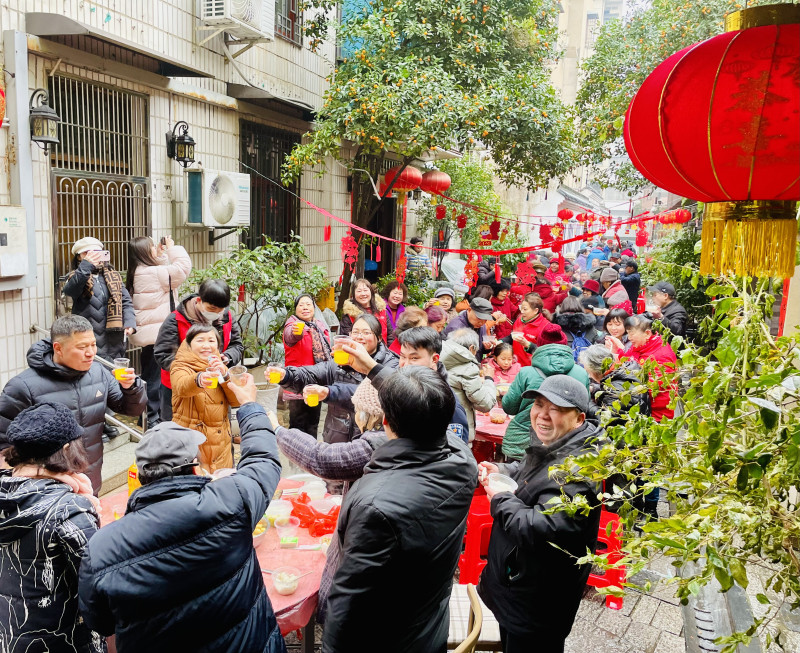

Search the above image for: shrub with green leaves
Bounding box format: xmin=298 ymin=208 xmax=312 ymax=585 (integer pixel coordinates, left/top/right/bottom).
xmin=374 ymin=272 xmax=435 ymax=308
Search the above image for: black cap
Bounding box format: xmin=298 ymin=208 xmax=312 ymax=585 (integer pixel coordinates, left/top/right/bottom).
xmin=469 ymin=297 xmax=493 ymax=320
xmin=522 ymin=375 xmax=589 ymax=413
xmin=649 ymin=281 xmax=676 ymax=297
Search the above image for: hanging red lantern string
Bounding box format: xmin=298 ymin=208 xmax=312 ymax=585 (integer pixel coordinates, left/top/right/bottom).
xmin=557 ymin=208 xmax=574 ymax=222
xmin=341 ymin=229 xmax=358 ymax=273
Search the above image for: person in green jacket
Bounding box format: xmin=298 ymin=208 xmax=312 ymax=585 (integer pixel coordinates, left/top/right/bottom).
xmin=501 ymin=342 xmax=590 ymax=460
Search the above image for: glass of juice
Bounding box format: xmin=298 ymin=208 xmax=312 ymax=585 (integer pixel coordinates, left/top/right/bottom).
xmin=268 ymin=362 xmax=282 ymax=385
xmin=333 ymin=336 xmax=351 ymax=366
xmin=293 ymin=321 xmax=305 ymax=336
xmin=205 ymin=368 xmax=219 ymax=389
xmin=113 ymin=358 xmax=130 ymax=381
xmin=306 ymin=392 xmax=319 ymax=407
xmin=228 ymin=365 xmax=247 ymax=386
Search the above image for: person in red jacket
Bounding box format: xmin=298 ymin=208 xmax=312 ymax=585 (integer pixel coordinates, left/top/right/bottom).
xmin=508 ymin=293 xmax=550 ymax=366
xmin=489 ymin=278 xmax=516 ymax=340
xmin=513 ymin=262 xmax=567 ymax=313
xmin=340 ymin=279 xmax=389 ymax=342
xmin=283 ymin=293 xmax=332 ymax=435
xmin=622 ymin=314 xmax=677 ymax=422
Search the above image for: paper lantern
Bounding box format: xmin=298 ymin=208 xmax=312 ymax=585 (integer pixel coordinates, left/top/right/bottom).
xmin=383 ymin=166 xmax=423 ymax=193
xmin=435 ymin=204 xmax=447 ymax=220
xmin=624 ymin=5 xmax=800 ymax=277
xmin=636 ymin=229 xmax=649 ymax=248
xmin=674 ymin=208 xmax=692 ymax=224
xmin=419 ymin=170 xmax=451 ymax=196
xmin=575 ymin=212 xmax=587 ymax=223
xmin=557 ymin=209 xmax=574 ymax=222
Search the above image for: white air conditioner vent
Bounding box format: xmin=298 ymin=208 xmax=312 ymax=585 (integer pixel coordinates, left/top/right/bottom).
xmin=200 ymin=0 xmax=274 ymax=40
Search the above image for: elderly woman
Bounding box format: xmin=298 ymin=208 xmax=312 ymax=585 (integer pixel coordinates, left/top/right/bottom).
xmin=600 ymin=268 xmax=633 ymax=314
xmin=0 ymin=402 xmax=103 ymax=653
xmin=427 ymin=287 xmax=458 ymax=321
xmin=579 ymin=345 xmax=651 ymax=422
xmin=424 ymin=305 xmax=449 ymax=333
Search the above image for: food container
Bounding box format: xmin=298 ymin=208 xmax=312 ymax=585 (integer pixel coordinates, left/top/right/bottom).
xmin=303 ymin=481 xmax=327 ymax=501
xmin=252 ymin=517 xmax=269 ymax=548
xmin=275 ymin=516 xmax=300 ymax=540
xmin=309 ymin=499 xmax=336 ymax=515
xmin=510 ymin=331 xmax=524 ymax=340
xmin=272 ymin=566 xmax=302 ymax=596
xmin=265 ymin=499 xmax=293 ymax=525
xmin=495 ymin=383 xmax=510 ymax=395
xmin=487 ymin=473 xmax=518 ymax=494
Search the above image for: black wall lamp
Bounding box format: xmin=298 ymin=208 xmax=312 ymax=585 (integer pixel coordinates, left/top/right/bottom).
xmin=29 ymin=88 xmax=60 ymax=151
xmin=166 ymin=121 xmax=196 ymax=167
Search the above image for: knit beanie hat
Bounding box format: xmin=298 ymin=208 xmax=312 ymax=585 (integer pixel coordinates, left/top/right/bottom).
xmin=7 ymin=401 xmax=84 ymax=458
xmin=352 ymin=378 xmax=384 ymax=433
xmin=600 ymin=268 xmax=619 ymax=284
xmin=538 ymin=322 xmax=568 ymax=346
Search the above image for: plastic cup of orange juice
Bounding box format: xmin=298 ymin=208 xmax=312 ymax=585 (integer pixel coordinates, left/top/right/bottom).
xmin=293 ymin=322 xmax=305 ymax=336
xmin=306 ymin=392 xmax=319 ymax=407
xmin=205 ymin=368 xmax=219 ymax=389
xmin=113 ymin=358 xmax=130 ymax=381
xmin=333 ymin=336 xmax=351 ymax=366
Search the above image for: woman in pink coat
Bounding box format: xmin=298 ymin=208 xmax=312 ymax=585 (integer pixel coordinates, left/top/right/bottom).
xmin=126 ymin=235 xmax=192 ymax=426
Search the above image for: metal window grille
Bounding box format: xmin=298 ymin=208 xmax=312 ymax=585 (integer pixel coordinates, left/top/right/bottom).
xmin=276 ymin=0 xmax=302 ymax=45
xmin=240 ymin=120 xmax=300 ymax=247
xmin=48 ymin=76 xmax=151 ymax=318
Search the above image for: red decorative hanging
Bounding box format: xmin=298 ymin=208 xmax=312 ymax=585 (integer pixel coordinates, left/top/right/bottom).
xmin=419 ymin=170 xmax=452 ymax=196
xmin=495 ymin=263 xmax=501 ymax=283
xmin=376 ymin=245 xmax=381 ymax=263
xmin=463 ymin=256 xmax=479 ymax=289
xmin=324 ymin=222 xmax=332 ymax=242
xmin=478 ymin=223 xmax=492 ymax=247
xmin=489 ymin=220 xmax=501 ymax=240
xmin=438 ymin=229 xmax=445 ymax=242
xmin=435 ymin=204 xmax=447 ymax=220
xmin=395 ymin=255 xmax=407 ymax=284
xmin=515 ymin=260 xmax=538 ymax=286
xmin=636 ymin=228 xmax=649 ymax=248
xmin=575 ymin=212 xmax=587 ymax=223
xmin=514 ymin=223 xmax=520 ymax=236
xmin=538 ymin=223 xmax=552 ymax=245
xmin=499 ymin=227 xmax=508 ymax=243
xmin=341 ymin=228 xmax=359 ymax=273
xmin=557 ymin=209 xmax=574 ymax=222
xmin=674 ymin=208 xmax=692 ymax=224
xmin=238 ymin=284 xmax=246 ymax=302
xmin=456 ymin=213 xmax=468 ymax=230
xmin=382 ymin=166 xmax=423 ymax=194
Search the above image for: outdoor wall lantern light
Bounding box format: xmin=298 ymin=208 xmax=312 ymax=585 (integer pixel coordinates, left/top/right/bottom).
xmin=166 ymin=121 xmax=196 ymax=167
xmin=29 ymin=88 xmax=60 ymax=151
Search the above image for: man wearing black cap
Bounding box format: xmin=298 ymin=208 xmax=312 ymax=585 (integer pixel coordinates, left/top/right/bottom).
xmin=78 ymin=374 xmax=287 ymax=653
xmin=477 ymin=375 xmax=602 ymax=653
xmin=649 ymin=281 xmax=687 ymax=336
xmin=443 ymin=296 xmax=493 ymax=360
xmin=619 ymin=259 xmax=641 ymax=312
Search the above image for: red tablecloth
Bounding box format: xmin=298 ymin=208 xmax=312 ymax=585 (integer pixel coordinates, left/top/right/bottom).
xmin=474 ymin=412 xmax=509 ymax=444
xmin=99 ymin=478 xmax=328 ymax=636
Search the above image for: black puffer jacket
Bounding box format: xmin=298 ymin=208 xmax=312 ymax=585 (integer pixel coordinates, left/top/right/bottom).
xmin=478 ymin=421 xmax=602 ymax=639
xmin=78 ymin=403 xmax=286 ymax=653
xmin=589 ymin=362 xmax=652 ymax=423
xmin=0 ymin=340 xmax=147 ymax=494
xmin=659 ymin=300 xmax=688 ymax=337
xmin=323 ymin=434 xmax=478 ymax=653
xmin=281 ymin=343 xmax=398 ymax=444
xmin=554 ymin=311 xmax=600 ymax=346
xmin=0 ymin=473 xmax=102 ymax=653
xmin=62 ymin=260 xmax=135 ymax=360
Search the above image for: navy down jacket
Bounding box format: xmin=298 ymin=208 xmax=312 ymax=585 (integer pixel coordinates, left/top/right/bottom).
xmin=78 ymin=402 xmax=286 ymax=653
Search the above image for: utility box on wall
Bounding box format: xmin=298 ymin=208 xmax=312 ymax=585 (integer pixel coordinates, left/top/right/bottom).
xmin=0 ymin=206 xmax=29 ymax=280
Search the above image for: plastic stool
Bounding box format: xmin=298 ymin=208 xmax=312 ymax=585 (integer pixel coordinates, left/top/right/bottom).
xmin=586 ymin=508 xmax=626 ymax=610
xmin=459 ymin=494 xmax=494 ymax=585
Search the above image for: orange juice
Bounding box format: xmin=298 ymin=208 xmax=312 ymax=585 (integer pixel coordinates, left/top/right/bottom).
xmin=269 ymin=371 xmax=281 ymax=384
xmin=113 ymin=367 xmax=127 ymax=381
xmin=306 ymin=393 xmax=319 ymax=407
xmin=333 ymin=350 xmax=349 ymax=365
xmin=293 ymin=322 xmax=305 ymax=336
xmin=207 ymin=376 xmax=219 ymax=389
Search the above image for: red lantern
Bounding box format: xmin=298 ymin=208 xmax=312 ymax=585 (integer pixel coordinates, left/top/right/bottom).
xmin=575 ymin=212 xmax=587 ymax=223
xmin=557 ymin=209 xmax=573 ymax=222
xmin=419 ymin=170 xmax=452 ymax=196
xmin=456 ymin=214 xmax=467 ymax=230
xmin=624 ymin=6 xmax=800 ymax=277
xmin=675 ymin=208 xmax=692 ymax=224
xmin=382 ymin=166 xmax=423 ymax=194
xmin=438 ymin=229 xmax=445 ymax=242
xmin=435 ymin=204 xmax=447 ymax=220
xmin=636 ymin=229 xmax=649 ymax=248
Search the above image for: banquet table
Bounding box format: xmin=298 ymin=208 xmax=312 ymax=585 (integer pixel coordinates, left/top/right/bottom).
xmin=473 ymin=412 xmax=509 ymax=462
xmin=99 ymin=478 xmax=327 ymax=652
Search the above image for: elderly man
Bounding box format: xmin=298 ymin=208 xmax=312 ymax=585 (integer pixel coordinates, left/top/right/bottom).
xmin=444 ymin=297 xmax=494 ymax=359
xmin=0 ymin=315 xmax=146 ymax=494
xmin=478 ymin=375 xmax=602 ymax=653
xmin=78 ymin=374 xmax=287 ymax=653
xmin=648 ymin=281 xmax=687 ymax=337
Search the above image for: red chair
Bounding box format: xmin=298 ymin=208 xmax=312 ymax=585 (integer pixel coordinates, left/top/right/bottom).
xmin=637 ymin=290 xmax=647 ymax=314
xmin=586 ymin=508 xmax=626 ymax=610
xmin=458 ymin=494 xmax=494 ymax=585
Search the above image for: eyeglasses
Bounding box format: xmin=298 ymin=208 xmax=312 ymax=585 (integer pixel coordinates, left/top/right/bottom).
xmin=351 ymin=330 xmax=374 ymax=337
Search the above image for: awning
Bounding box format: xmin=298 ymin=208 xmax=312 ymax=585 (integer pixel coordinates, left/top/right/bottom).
xmin=227 ymin=83 xmax=315 ymax=122
xmin=26 ymin=13 xmax=212 ymax=78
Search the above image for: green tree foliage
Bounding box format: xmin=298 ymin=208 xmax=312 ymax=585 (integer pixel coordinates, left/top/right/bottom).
xmin=186 ymin=236 xmax=329 ymax=363
xmin=576 ymin=0 xmax=791 ymax=192
xmin=549 ymin=278 xmax=800 ymax=651
xmin=374 ymin=271 xmax=434 ymax=307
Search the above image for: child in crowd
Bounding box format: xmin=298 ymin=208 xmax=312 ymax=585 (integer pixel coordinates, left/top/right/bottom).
xmin=482 ymin=342 xmax=521 ymax=388
xmin=170 ymin=325 xmax=239 ymax=473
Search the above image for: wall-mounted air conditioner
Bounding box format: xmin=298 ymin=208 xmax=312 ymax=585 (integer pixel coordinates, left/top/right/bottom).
xmin=186 ymin=169 xmax=251 ymax=228
xmin=200 ymin=0 xmax=275 ymax=40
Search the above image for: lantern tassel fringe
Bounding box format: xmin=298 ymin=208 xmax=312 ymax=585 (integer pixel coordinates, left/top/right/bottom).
xmin=700 ymin=218 xmax=797 ymax=279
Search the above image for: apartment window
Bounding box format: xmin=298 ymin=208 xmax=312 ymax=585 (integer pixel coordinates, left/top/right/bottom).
xmin=276 ymin=0 xmax=302 ymax=45
xmin=586 ymin=13 xmax=599 ymax=49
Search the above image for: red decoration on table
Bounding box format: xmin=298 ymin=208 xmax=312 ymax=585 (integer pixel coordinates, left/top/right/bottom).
xmin=419 ymin=170 xmax=452 ymax=196
xmin=624 ymin=7 xmax=800 ymax=277
xmin=456 ymin=213 xmax=468 ymax=230
xmin=340 ymin=228 xmax=359 ymax=273
xmin=557 ymin=209 xmax=574 ymax=222
xmin=435 ymin=204 xmax=447 ymax=220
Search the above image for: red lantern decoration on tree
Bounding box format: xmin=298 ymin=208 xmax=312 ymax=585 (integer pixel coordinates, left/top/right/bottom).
xmin=557 ymin=208 xmax=574 ymax=222
xmin=515 ymin=260 xmax=538 ymax=286
xmin=383 ymin=166 xmax=423 ymax=194
xmin=419 ymin=170 xmax=452 ymax=197
xmin=438 ymin=229 xmax=445 ymax=242
xmin=435 ymin=204 xmax=447 ymax=220
xmin=674 ymin=208 xmax=692 ymax=224
xmin=456 ymin=213 xmax=467 ymax=230
xmin=636 ymin=228 xmax=649 ymax=248
xmin=489 ymin=220 xmax=501 ymax=240
xmin=624 ymin=5 xmax=800 ymax=277
xmin=341 ymin=229 xmax=359 ymax=273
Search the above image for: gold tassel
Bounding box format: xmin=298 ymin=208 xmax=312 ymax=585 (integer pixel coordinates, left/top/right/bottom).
xmin=700 ymin=201 xmax=798 ymax=278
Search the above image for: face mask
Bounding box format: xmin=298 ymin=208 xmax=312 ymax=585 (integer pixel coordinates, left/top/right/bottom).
xmin=200 ymin=308 xmax=223 ymax=323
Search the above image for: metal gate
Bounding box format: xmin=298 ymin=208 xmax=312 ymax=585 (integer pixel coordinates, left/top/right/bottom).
xmin=48 ymin=75 xmax=150 ymax=314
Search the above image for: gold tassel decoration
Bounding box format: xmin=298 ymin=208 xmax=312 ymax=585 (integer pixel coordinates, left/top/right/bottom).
xmin=700 ymin=201 xmax=799 ymax=278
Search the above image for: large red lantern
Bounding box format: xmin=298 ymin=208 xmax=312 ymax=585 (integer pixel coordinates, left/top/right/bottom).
xmin=674 ymin=208 xmax=692 ymax=224
xmin=557 ymin=209 xmax=574 ymax=222
xmin=382 ymin=166 xmax=423 ymax=193
xmin=575 ymin=212 xmax=587 ymax=223
xmin=419 ymin=170 xmax=451 ymax=196
xmin=624 ymin=5 xmax=800 ymax=277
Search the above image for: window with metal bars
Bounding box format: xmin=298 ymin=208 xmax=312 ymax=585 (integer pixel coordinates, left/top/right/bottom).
xmin=276 ymin=0 xmax=302 ymax=45
xmin=240 ymin=121 xmax=300 ymax=247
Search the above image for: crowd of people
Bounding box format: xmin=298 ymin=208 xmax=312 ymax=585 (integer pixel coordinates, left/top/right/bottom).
xmin=0 ymin=233 xmax=686 ymax=653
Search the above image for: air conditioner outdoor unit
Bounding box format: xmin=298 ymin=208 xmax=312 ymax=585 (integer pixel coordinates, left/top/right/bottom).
xmin=186 ymin=169 xmax=251 ymax=228
xmin=200 ymin=0 xmax=275 ymax=40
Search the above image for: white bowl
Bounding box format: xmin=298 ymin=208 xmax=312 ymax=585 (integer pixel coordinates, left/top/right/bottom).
xmin=488 ymin=473 xmax=518 ymax=494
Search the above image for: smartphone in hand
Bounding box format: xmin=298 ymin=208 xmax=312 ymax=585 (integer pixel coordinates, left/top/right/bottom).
xmin=98 ymin=250 xmax=111 ymax=262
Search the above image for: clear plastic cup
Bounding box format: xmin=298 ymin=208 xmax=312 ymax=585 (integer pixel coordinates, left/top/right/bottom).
xmin=205 ymin=368 xmax=219 ymax=389
xmin=268 ymin=361 xmax=281 ymax=385
xmin=305 ymin=392 xmax=319 ymax=407
xmin=228 ymin=365 xmax=247 ymax=386
xmin=333 ymin=336 xmax=352 ymax=366
xmin=275 ymin=516 xmax=300 ymax=539
xmin=293 ymin=322 xmax=305 ymax=336
xmin=265 ymin=499 xmax=293 ymax=525
xmin=303 ymin=481 xmax=327 ymax=500
xmin=113 ymin=357 xmax=130 ymax=381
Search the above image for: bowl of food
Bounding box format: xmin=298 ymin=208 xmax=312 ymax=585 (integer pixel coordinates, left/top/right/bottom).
xmin=487 ymin=473 xmax=518 ymax=494
xmin=272 ymin=566 xmax=303 ymax=596
xmin=302 ymin=481 xmax=327 ymax=500
xmin=489 ymin=407 xmax=508 ymax=424
xmin=252 ymin=517 xmax=269 ymax=548
xmin=495 ymin=383 xmax=510 ymax=396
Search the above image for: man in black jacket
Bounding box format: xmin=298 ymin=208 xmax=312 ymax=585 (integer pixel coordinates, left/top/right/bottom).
xmin=78 ymin=374 xmax=287 ymax=653
xmin=0 ymin=315 xmax=146 ymax=494
xmin=619 ymin=260 xmax=641 ymax=313
xmin=323 ymin=367 xmax=478 ymax=653
xmin=648 ymin=281 xmax=688 ymax=336
xmin=477 ymin=375 xmax=602 ymax=653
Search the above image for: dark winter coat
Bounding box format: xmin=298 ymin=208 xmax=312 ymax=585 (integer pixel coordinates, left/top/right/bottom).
xmin=554 ymin=311 xmax=600 ymax=348
xmin=62 ymin=259 xmax=136 ymax=360
xmin=281 ymin=343 xmax=398 ymax=444
xmin=153 ymin=293 xmax=244 ymax=374
xmin=619 ymin=270 xmax=641 ymax=309
xmin=589 ymin=362 xmax=652 ymax=423
xmin=478 ymin=421 xmax=602 ymax=640
xmin=0 ymin=340 xmax=147 ymax=494
xmin=78 ymin=402 xmax=286 ymax=653
xmin=659 ymin=300 xmax=688 ymax=337
xmin=323 ymin=434 xmax=478 ymax=653
xmin=0 ymin=473 xmax=102 ymax=653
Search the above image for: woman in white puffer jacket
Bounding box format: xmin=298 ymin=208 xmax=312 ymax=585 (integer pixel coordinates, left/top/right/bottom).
xmin=125 ymin=235 xmax=192 ymax=426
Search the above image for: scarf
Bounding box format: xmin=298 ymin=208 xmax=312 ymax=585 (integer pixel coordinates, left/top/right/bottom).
xmin=13 ymin=465 xmax=101 ymax=511
xmin=68 ymin=264 xmax=125 ymax=330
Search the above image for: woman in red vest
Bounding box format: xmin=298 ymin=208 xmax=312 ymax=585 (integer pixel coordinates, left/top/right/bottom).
xmin=283 ymin=294 xmax=332 ymax=435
